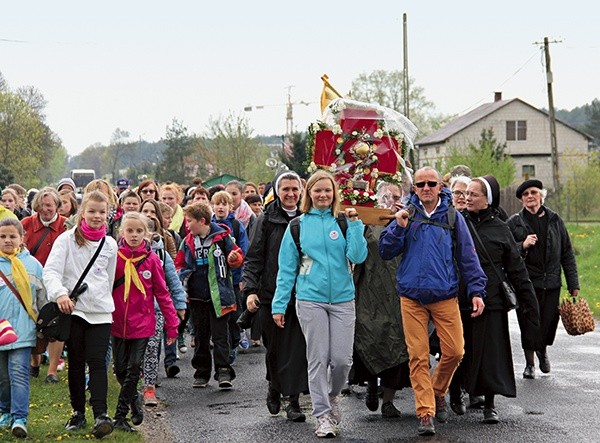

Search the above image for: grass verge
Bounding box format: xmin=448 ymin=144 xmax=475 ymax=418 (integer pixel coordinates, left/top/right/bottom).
xmin=0 ymin=365 xmax=142 ymax=442
xmin=566 ymin=223 xmax=600 ymax=317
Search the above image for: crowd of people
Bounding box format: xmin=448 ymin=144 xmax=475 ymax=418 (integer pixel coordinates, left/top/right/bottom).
xmin=0 ymin=163 xmax=580 ymax=439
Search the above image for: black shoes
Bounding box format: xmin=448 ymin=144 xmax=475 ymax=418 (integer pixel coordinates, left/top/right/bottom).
xmin=286 ymin=401 xmax=306 ymax=422
xmin=523 ymin=365 xmax=536 ymax=379
xmin=450 ymin=394 xmax=466 ymax=415
xmin=165 ymin=365 xmax=180 ymax=378
xmin=29 ymin=365 xmax=40 ymax=378
xmin=65 ymin=411 xmax=87 ymax=431
xmin=365 ymin=381 xmax=379 ymax=412
xmin=217 ymin=368 xmax=233 ymax=389
xmin=381 ymin=401 xmax=401 ymax=418
xmin=483 ymin=408 xmax=499 ymax=424
xmin=417 ymin=414 xmax=436 ymax=436
xmin=130 ymin=393 xmax=144 ymax=426
xmin=434 ymin=394 xmax=448 ymax=423
xmin=113 ymin=417 xmax=137 ymax=432
xmin=468 ymin=395 xmax=485 ymax=409
xmin=266 ymin=384 xmax=281 ymax=415
xmin=91 ymin=414 xmax=114 ymax=439
xmin=537 ymin=351 xmax=551 ymax=373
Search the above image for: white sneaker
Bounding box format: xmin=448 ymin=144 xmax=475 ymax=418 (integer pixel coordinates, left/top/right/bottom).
xmin=329 ymin=395 xmax=341 ymax=425
xmin=315 ymin=414 xmax=336 ymax=438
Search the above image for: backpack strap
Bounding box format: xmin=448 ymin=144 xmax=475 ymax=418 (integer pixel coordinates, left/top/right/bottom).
xmin=289 ymin=216 xmax=302 ymax=257
xmin=231 ymin=218 xmax=241 ymax=242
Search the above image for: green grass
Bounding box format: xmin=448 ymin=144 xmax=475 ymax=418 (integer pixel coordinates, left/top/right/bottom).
xmin=566 ymin=223 xmax=600 ymax=317
xmin=0 ymin=365 xmax=142 ymax=442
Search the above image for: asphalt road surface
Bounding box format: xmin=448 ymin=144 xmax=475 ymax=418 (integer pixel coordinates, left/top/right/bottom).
xmin=148 ymin=312 xmax=599 ymax=442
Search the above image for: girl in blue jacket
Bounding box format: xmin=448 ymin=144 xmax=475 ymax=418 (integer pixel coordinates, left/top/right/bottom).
xmin=0 ymin=218 xmax=47 ymax=438
xmin=272 ymin=170 xmax=367 ymax=438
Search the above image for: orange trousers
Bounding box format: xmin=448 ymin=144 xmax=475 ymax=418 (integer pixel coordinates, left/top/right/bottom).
xmin=400 ymin=297 xmax=464 ymax=418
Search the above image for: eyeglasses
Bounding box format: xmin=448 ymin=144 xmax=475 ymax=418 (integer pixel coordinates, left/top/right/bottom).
xmin=452 ymin=190 xmax=466 ymax=198
xmin=414 ymin=181 xmax=438 ymax=188
xmin=141 ymin=189 xmax=156 ymax=194
xmin=465 ymin=192 xmax=484 ymax=198
xmin=521 ymin=190 xmax=539 ymax=197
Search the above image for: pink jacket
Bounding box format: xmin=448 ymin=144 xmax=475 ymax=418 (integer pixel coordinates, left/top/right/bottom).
xmin=111 ymin=241 xmax=178 ymax=339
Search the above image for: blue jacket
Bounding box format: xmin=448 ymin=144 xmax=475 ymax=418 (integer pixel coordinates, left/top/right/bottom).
xmin=151 ymin=237 xmax=187 ymax=311
xmin=0 ymin=249 xmax=47 ymax=351
xmin=272 ymin=208 xmax=368 ymax=315
xmin=379 ymin=189 xmax=487 ymax=305
xmin=212 ymin=212 xmax=249 ymax=285
xmin=175 ymin=222 xmax=244 ymax=318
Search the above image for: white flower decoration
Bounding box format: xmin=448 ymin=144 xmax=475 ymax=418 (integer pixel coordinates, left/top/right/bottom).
xmin=374 ymin=129 xmax=384 ymax=139
xmin=332 ymin=124 xmax=342 ymax=135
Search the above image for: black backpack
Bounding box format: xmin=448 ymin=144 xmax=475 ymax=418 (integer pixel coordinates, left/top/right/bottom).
xmin=289 ymin=212 xmax=348 ymax=257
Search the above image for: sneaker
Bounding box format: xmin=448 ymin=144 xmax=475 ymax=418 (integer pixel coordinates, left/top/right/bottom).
xmin=217 ymin=368 xmax=232 ymax=389
xmin=0 ymin=412 xmax=12 ymax=428
xmin=193 ymin=378 xmax=209 ymax=388
xmin=11 ymin=418 xmax=27 ymax=438
xmin=266 ymin=384 xmax=281 ymax=415
xmin=143 ymin=386 xmax=158 ymax=406
xmin=130 ymin=393 xmax=144 ymax=426
xmin=113 ymin=417 xmax=136 ymax=432
xmin=65 ymin=411 xmax=86 ymax=431
xmin=315 ymin=414 xmax=336 ymax=438
xmin=381 ymin=401 xmax=401 ymax=418
xmin=178 ymin=335 xmax=187 ymax=354
xmin=239 ymin=330 xmax=250 ymax=350
xmin=329 ymin=395 xmax=341 ymax=425
xmin=165 ymin=365 xmax=180 ymax=378
xmin=57 ymin=358 xmax=66 ymax=371
xmin=435 ymin=394 xmax=448 ymax=423
xmin=91 ymin=414 xmax=114 ymax=439
xmin=29 ymin=365 xmax=39 ymax=378
xmin=45 ymin=374 xmax=60 ymax=383
xmin=228 ymin=348 xmax=237 ymax=365
xmin=417 ymin=414 xmax=436 ymax=436
xmin=285 ymin=401 xmax=306 ymax=422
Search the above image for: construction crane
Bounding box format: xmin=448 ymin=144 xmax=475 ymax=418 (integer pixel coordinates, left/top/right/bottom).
xmin=244 ymin=86 xmax=315 ymax=136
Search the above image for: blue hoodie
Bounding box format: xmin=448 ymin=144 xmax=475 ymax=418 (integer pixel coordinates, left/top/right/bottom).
xmin=272 ymin=207 xmax=367 ymax=315
xmin=379 ymin=188 xmax=487 ymax=305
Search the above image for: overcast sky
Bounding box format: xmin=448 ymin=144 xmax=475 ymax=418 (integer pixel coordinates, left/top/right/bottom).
xmin=1 ymin=1 xmax=598 ymax=156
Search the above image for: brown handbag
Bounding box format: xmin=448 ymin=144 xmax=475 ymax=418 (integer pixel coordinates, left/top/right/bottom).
xmin=559 ymin=296 xmax=596 ymax=336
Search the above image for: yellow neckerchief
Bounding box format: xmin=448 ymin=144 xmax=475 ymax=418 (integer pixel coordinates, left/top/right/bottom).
xmin=117 ymin=251 xmax=147 ymax=301
xmin=0 ymin=248 xmax=36 ymax=321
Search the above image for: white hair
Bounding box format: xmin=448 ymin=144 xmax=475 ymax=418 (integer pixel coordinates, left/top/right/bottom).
xmin=450 ymin=175 xmax=471 ymax=189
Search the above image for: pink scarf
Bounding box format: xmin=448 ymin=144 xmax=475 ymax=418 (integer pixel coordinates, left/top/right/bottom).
xmin=234 ymin=199 xmax=254 ymax=229
xmin=79 ymin=219 xmax=107 ymax=241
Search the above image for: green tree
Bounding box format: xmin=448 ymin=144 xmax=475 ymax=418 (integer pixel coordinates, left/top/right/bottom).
xmin=102 ymin=128 xmax=134 ymax=183
xmin=445 ymin=128 xmax=515 ymax=186
xmin=584 ymin=98 xmax=600 ymax=143
xmin=0 ymin=90 xmax=45 ymax=187
xmin=206 ymin=112 xmax=265 ymax=179
xmin=280 ymin=132 xmax=309 ymax=178
xmin=351 ymin=69 xmax=451 ymax=138
xmin=157 ymin=119 xmax=195 ymax=184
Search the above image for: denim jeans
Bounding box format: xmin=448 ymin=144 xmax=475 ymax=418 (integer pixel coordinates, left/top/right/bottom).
xmin=0 ymin=347 xmax=32 ymax=421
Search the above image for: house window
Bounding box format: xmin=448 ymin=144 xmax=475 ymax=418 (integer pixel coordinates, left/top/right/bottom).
xmin=507 ymin=120 xmax=527 ymax=141
xmin=522 ymin=164 xmax=535 ymax=179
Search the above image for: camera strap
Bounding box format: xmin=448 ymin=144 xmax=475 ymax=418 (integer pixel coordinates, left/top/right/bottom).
xmin=71 ymin=236 xmax=106 ymax=302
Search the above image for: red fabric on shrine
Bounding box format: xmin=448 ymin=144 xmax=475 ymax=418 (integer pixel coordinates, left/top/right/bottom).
xmin=340 ymin=109 xmax=379 ymax=134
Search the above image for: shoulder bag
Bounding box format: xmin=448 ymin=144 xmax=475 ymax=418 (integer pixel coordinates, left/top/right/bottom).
xmin=36 ymin=237 xmax=106 ymax=341
xmin=468 ymin=220 xmax=518 ymax=311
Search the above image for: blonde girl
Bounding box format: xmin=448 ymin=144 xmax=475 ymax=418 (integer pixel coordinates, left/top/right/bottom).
xmin=43 ymin=191 xmax=118 ymax=439
xmin=111 ymin=213 xmax=179 ymax=432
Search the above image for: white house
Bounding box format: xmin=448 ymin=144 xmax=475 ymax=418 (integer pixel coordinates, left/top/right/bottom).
xmin=415 ymin=93 xmax=592 ymax=188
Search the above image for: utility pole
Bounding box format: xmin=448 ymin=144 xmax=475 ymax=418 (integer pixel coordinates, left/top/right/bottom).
xmin=403 ymin=13 xmax=410 ymax=119
xmin=535 ymin=37 xmax=562 ymax=196
xmin=285 ymin=85 xmax=294 ymax=136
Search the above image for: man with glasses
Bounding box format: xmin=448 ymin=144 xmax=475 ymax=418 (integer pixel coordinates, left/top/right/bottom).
xmin=379 ymin=166 xmax=487 ymax=437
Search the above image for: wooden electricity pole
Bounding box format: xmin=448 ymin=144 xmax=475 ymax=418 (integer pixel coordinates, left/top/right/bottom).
xmin=403 ymin=13 xmax=410 ymax=119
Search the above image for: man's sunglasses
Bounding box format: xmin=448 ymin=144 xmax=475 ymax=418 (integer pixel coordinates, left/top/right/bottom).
xmin=414 ymin=181 xmax=439 ymax=188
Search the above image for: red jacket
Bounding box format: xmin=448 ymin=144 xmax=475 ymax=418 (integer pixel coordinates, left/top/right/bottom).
xmin=111 ymin=241 xmax=179 ymax=340
xmin=22 ymin=214 xmax=67 ymax=266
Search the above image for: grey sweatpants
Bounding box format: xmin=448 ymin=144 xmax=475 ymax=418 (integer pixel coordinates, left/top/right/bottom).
xmin=296 ymin=300 xmax=355 ymax=418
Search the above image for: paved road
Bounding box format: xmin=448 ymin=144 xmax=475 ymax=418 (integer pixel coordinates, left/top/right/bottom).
xmin=149 ymin=313 xmax=599 ymax=442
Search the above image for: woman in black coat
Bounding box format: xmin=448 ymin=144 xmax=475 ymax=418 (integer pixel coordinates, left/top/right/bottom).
xmin=241 ymin=171 xmax=308 ymax=422
xmin=462 ymin=176 xmax=541 ymax=424
xmin=507 ymin=179 xmax=580 ymax=379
